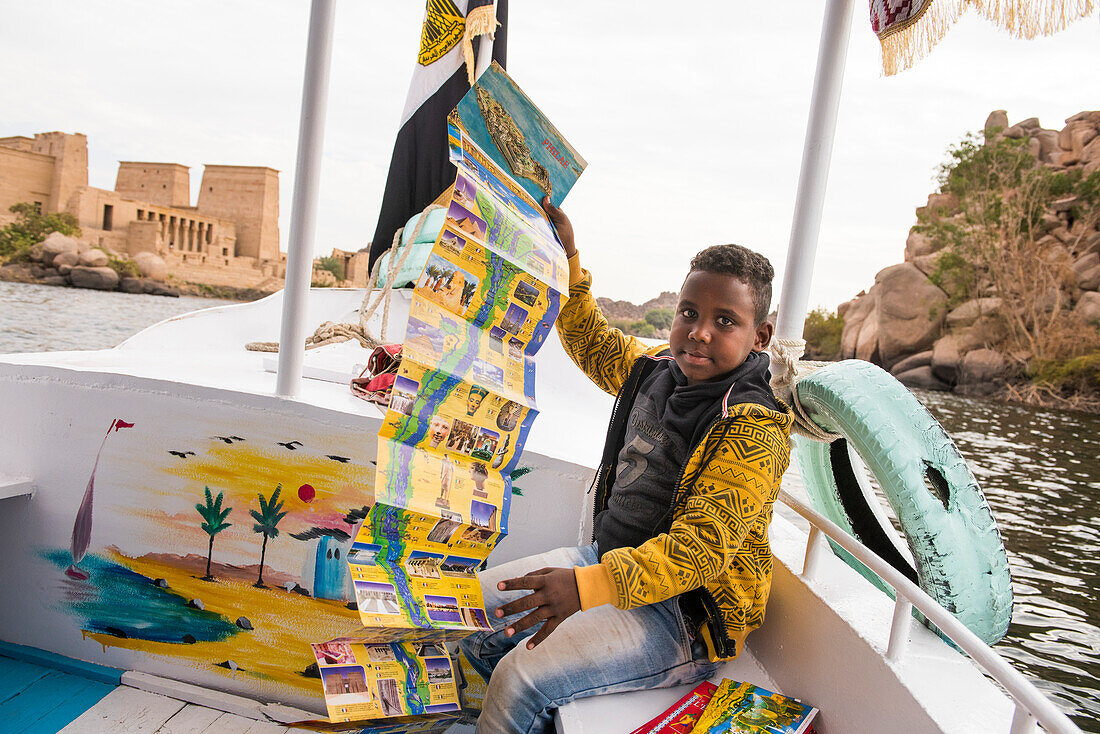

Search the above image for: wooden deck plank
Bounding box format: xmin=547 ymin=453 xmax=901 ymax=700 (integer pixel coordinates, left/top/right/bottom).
xmin=208 ymin=711 xmax=290 ymax=734
xmin=152 ymin=704 xmax=224 ymax=733
xmin=58 ymin=686 xmax=186 ymax=734
xmin=0 ymin=656 xmax=50 ymax=705
xmin=3 ymin=669 xmax=114 ymax=734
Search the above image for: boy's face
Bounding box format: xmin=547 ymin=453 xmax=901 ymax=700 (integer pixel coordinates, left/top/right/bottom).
xmin=669 ymin=270 xmax=773 ymax=385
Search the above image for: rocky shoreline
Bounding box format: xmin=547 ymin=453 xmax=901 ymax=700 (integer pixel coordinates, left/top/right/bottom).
xmin=0 ymin=231 xmax=271 ymax=302
xmin=837 ymin=110 xmax=1100 ymax=413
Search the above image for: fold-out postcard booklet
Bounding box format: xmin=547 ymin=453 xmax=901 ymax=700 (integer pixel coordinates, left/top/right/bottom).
xmin=311 ymin=61 xmax=585 ymax=723
xmin=687 ymin=678 xmax=818 ymax=734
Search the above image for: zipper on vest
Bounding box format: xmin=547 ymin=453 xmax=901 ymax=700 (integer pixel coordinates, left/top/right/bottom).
xmin=667 ymin=414 xmax=739 ymax=658
xmin=591 ymin=359 xmax=655 ymax=541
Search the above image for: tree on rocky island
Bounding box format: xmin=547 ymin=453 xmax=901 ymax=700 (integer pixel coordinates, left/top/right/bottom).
xmin=250 ymin=484 xmax=287 ymax=588
xmin=316 ymin=255 xmax=345 ymax=282
xmin=195 ymin=486 xmax=232 ymax=581
xmin=644 ymin=308 xmax=674 ymax=331
xmin=802 ymin=307 xmax=844 ymax=361
xmin=922 ymin=129 xmax=1100 ymax=365
xmin=0 ymin=202 xmax=81 ymax=261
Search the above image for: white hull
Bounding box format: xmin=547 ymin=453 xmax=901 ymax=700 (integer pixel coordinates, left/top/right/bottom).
xmin=0 ymin=289 xmax=1022 ymax=730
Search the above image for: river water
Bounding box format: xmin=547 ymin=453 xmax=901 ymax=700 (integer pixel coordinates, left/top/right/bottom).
xmin=0 ymin=281 xmax=239 ymax=353
xmin=1 ymin=280 xmax=1097 ymax=728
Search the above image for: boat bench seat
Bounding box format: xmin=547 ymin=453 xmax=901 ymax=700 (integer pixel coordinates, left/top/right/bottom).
xmin=0 ymin=473 xmax=34 ymax=501
xmin=553 ymin=648 xmax=777 ymax=734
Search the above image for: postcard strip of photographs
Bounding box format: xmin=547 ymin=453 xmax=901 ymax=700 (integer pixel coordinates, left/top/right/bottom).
xmin=311 ymin=67 xmax=579 ymax=723
xmin=310 ymin=640 xmax=462 ymax=722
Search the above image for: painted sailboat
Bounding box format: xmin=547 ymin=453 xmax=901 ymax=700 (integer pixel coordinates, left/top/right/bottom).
xmin=66 ymin=419 xmax=134 ymax=581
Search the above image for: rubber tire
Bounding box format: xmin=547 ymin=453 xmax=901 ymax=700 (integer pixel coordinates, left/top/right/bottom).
xmin=793 ymin=360 xmax=1013 ymax=646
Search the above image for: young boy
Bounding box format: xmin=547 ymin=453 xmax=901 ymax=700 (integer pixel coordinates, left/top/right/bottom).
xmin=459 ymin=201 xmax=793 ymax=733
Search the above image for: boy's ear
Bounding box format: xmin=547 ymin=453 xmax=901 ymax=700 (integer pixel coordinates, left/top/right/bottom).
xmin=753 ymin=321 xmax=774 ymax=351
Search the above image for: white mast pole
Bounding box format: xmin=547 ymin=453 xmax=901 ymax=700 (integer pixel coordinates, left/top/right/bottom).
xmin=774 ymin=0 xmax=855 ymax=350
xmin=276 ymin=0 xmax=337 ymax=399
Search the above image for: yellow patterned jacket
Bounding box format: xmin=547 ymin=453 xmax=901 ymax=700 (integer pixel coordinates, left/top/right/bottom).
xmin=559 ymin=254 xmax=793 ymax=661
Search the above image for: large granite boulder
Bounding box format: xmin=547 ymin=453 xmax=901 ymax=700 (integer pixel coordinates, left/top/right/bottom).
xmin=78 ymin=248 xmax=110 ymax=267
xmin=1073 ymin=252 xmax=1099 ymax=279
xmin=68 ymin=265 xmax=119 ymax=291
xmin=957 ymin=349 xmax=1008 ymax=395
xmin=1084 ymin=232 xmax=1100 ymax=256
xmin=41 ymin=232 xmax=79 ymax=264
xmin=855 ymin=311 xmax=880 ymax=363
xmin=53 ymin=251 xmax=79 ymax=269
xmin=838 ymin=294 xmax=874 ymax=359
xmin=872 ymin=263 xmax=947 ymax=368
xmin=1035 ymin=130 xmax=1060 ymax=162
xmin=1079 ymin=265 xmax=1100 ymax=292
xmin=133 ymin=251 xmax=168 ymax=281
xmin=889 ymin=350 xmax=933 ymax=376
xmin=931 ymin=335 xmax=962 ymax=384
xmin=984 ymin=110 xmax=1008 ymax=134
xmin=915 ymin=193 xmax=961 ymax=221
xmin=894 ymin=366 xmax=951 ymax=391
xmin=946 ymin=298 xmax=1003 ymax=328
xmin=1075 ymin=291 xmax=1100 ymax=324
xmin=904 ymin=229 xmax=942 ymax=261
xmin=119 ymin=277 xmax=145 ymax=294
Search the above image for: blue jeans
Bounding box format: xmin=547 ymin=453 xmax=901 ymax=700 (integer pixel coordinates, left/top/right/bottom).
xmin=459 ymin=544 xmax=719 ymax=734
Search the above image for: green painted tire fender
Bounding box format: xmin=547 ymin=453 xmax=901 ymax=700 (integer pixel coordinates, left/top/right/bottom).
xmin=792 ymin=359 xmax=1013 ymax=646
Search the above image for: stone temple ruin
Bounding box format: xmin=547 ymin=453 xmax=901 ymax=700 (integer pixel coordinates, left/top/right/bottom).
xmin=0 ymin=131 xmax=286 ymax=290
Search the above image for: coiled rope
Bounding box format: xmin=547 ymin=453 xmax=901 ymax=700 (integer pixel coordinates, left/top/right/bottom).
xmin=769 ymin=336 xmax=841 ymax=443
xmin=245 ymin=204 xmax=443 ymax=354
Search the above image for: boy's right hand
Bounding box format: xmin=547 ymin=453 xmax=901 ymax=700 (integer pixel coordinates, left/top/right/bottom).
xmin=541 ymin=196 xmax=576 ymax=258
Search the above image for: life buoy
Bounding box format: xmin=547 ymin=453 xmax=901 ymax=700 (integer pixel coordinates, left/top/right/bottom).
xmin=792 ymin=359 xmax=1013 ymax=646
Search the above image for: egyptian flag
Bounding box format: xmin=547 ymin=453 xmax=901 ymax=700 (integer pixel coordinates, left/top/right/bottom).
xmin=368 ymin=0 xmax=508 ymax=268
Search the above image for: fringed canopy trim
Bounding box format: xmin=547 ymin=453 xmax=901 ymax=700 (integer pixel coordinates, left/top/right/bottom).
xmin=877 ymin=0 xmax=1096 ymax=76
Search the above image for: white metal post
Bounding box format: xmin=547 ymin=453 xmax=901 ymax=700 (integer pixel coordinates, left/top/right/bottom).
xmin=276 ymin=0 xmax=337 ymax=398
xmin=886 ymin=593 xmax=913 ymax=662
xmin=774 ymin=0 xmax=855 ymax=351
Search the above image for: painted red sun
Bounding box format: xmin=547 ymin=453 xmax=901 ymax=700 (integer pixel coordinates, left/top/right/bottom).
xmin=298 ymin=483 xmax=315 ymax=503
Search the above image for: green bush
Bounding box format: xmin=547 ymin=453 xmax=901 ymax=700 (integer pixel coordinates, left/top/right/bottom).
xmin=106 ymin=256 xmax=140 ymax=279
xmin=609 ymin=318 xmax=656 ymax=338
xmin=1028 ymin=352 xmax=1100 ymax=392
xmin=0 ymin=203 xmax=81 ymax=261
xmin=927 ymin=250 xmax=977 ymax=307
xmin=316 ymin=255 xmax=345 ymax=282
xmin=802 ymin=307 xmax=844 ymax=361
xmin=644 ymin=308 xmax=674 ymax=331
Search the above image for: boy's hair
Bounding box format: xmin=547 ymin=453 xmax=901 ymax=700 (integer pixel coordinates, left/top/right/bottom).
xmin=689 ymin=244 xmax=774 ymax=325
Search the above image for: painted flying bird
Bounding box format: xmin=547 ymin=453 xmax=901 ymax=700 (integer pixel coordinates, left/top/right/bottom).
xmin=277 ymin=441 xmax=303 ymax=450
xmin=325 ymin=454 xmax=351 ymax=463
xmin=169 ymin=450 xmax=196 ymax=458
xmin=213 ymin=435 xmax=246 ymax=444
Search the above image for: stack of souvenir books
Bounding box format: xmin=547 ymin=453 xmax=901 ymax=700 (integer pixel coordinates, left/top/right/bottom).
xmin=627 ymin=678 xmax=818 ymax=734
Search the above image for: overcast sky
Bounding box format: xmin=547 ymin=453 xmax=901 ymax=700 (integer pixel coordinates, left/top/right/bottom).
xmin=2 ymin=2 xmax=1097 ymax=309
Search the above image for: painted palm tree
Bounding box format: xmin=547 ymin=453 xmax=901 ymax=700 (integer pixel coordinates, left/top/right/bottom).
xmin=195 ymin=486 xmax=232 ymax=581
xmin=250 ymin=484 xmax=287 ymax=588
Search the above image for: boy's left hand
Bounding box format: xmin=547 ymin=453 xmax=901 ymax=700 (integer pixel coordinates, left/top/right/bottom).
xmin=495 ymin=567 xmax=581 ymax=649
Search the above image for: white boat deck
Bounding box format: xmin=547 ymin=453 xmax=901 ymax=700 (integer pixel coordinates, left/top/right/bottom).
xmin=0 ymin=289 xmax=1075 ymax=733
xmin=59 ymin=675 xmax=317 ymax=734
xmin=61 ymin=689 xmax=303 ymax=734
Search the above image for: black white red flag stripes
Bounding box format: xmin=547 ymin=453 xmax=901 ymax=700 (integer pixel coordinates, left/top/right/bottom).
xmin=368 ymin=0 xmax=508 ymax=268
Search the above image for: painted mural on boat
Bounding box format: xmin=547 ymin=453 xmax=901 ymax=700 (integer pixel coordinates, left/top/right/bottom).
xmin=42 ymin=414 xmax=379 ymax=695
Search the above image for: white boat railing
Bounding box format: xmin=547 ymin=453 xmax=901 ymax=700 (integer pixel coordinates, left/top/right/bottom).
xmin=778 ymin=489 xmax=1083 ymax=734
